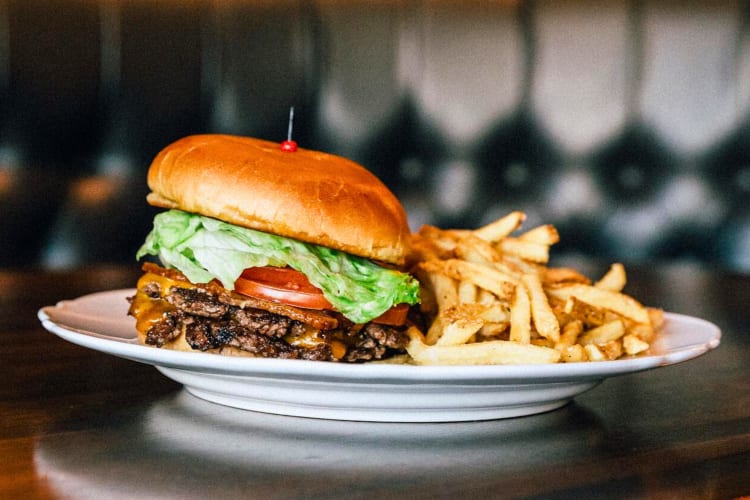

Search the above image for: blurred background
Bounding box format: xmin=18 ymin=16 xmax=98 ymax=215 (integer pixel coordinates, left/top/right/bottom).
xmin=1 ymin=0 xmax=749 ymax=272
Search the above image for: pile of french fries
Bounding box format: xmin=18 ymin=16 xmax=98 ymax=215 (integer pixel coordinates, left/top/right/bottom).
xmin=405 ymin=211 xmax=664 ymax=365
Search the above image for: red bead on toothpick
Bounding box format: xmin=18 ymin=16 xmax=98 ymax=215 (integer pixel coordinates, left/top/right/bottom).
xmin=280 ymin=140 xmax=297 ymax=152
xmin=280 ymin=106 xmax=298 ymax=152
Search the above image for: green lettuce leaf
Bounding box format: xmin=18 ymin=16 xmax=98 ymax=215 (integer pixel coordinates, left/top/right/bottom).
xmin=136 ymin=210 xmax=420 ymax=324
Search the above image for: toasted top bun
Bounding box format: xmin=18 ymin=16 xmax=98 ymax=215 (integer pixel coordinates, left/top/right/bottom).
xmin=146 ymin=134 xmax=410 ymax=265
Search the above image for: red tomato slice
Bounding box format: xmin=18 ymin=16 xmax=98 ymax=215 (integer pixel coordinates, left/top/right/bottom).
xmin=235 ymin=267 xmax=333 ymax=310
xmin=371 ymin=303 xmax=409 ymax=326
xmin=234 ymin=267 xmax=409 ymax=326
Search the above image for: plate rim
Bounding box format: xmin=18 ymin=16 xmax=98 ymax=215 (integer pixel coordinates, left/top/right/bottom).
xmin=37 ymin=288 xmax=721 ymax=384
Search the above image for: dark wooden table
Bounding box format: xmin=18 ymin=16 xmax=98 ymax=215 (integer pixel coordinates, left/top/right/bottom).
xmin=1 ymin=262 xmax=748 ymax=499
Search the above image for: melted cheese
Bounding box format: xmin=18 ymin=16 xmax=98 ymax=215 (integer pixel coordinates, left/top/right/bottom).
xmin=129 ymin=291 xmax=175 ymax=336
xmin=132 ymin=271 xmax=347 ymax=359
xmin=129 ymin=272 xmax=192 ymax=335
xmin=137 ymin=272 xmax=196 ymax=297
xmin=284 ymin=328 xmax=347 ymax=360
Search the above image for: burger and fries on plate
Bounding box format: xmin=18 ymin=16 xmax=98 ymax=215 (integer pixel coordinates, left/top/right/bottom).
xmin=128 ymin=133 xmax=663 ymax=366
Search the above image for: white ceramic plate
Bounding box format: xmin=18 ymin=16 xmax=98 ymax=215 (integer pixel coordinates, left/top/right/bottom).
xmin=38 ymin=289 xmax=721 ymax=422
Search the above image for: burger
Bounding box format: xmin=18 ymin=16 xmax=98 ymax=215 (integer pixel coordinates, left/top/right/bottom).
xmin=128 ymin=134 xmax=420 ymax=362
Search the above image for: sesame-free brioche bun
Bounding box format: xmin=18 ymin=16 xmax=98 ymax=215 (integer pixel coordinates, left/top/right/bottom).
xmin=145 ymin=134 xmax=410 ymax=265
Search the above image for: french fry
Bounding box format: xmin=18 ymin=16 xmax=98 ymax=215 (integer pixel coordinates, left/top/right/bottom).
xmin=510 ymin=282 xmax=531 ymax=344
xmin=456 ymin=233 xmax=527 ymax=279
xmin=519 ymin=224 xmax=560 ymax=245
xmin=560 ymin=344 xmax=586 ymax=362
xmin=600 ymin=340 xmax=624 ymax=360
xmin=595 ymin=263 xmax=627 ymax=292
xmin=497 ymin=238 xmax=550 ymax=263
xmin=531 ymin=337 xmax=556 ymax=348
xmin=479 ymin=322 xmax=509 ymax=338
xmin=424 ymin=315 xmax=445 ymax=345
xmin=583 ymin=344 xmax=606 ymax=361
xmin=649 ymin=308 xmax=665 ymax=330
xmin=627 ymin=321 xmax=656 ymax=343
xmin=475 ymin=302 xmax=511 ymax=339
xmin=435 ymin=317 xmax=484 ymax=346
xmin=417 ymin=225 xmax=459 ymax=255
xmin=477 ymin=288 xmax=498 ymax=305
xmin=475 ymin=303 xmax=510 ymax=323
xmin=455 ymin=234 xmax=502 ymax=266
xmin=406 ymin=327 xmax=561 ymax=365
xmin=429 ymin=303 xmax=511 ymax=345
xmin=544 ymin=267 xmax=591 ymax=286
xmin=407 ymin=210 xmax=663 ymax=365
xmin=457 ymin=280 xmax=477 ymax=304
xmin=555 ymin=320 xmax=583 ymax=351
xmin=420 ymin=259 xmax=516 ymax=300
xmin=425 ymin=271 xmax=459 ymax=312
xmin=546 ymin=284 xmax=650 ymax=324
xmin=409 ymin=233 xmax=443 ymax=262
xmin=564 ymin=296 xmax=612 ymax=327
xmin=623 ymin=334 xmax=650 ymax=355
xmin=473 ymin=211 xmax=525 ymax=242
xmin=522 ymin=273 xmax=560 ymax=342
xmin=578 ymin=320 xmax=625 ymax=345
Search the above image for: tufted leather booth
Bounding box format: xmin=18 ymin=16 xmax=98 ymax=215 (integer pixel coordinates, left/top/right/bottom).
xmin=2 ymin=0 xmax=750 ymax=272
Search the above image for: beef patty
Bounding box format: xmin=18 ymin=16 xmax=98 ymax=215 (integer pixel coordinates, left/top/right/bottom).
xmin=129 ymin=274 xmax=408 ymax=363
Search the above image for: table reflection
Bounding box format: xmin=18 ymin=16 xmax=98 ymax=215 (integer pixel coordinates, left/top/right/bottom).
xmin=35 ymin=390 xmax=607 ymax=498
